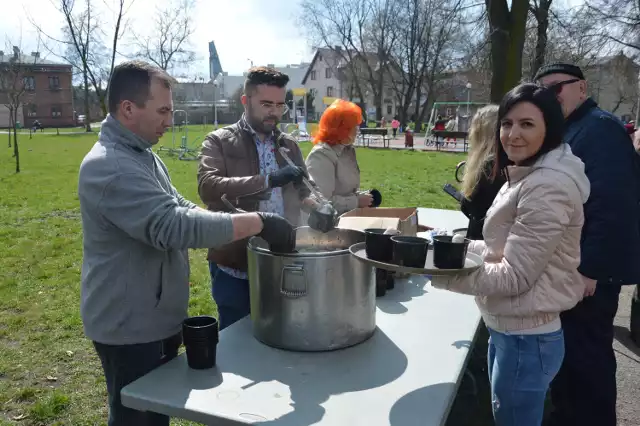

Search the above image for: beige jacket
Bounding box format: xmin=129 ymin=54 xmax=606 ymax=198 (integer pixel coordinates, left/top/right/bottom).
xmin=433 ymin=144 xmax=591 ymax=332
xmin=305 ymin=142 xmax=361 ymax=215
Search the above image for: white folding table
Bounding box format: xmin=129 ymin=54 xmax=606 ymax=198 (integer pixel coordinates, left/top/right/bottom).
xmin=121 ymin=208 xmax=480 ymax=426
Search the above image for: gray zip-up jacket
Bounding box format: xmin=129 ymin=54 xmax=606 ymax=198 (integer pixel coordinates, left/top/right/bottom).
xmin=78 ymin=115 xmax=234 ymax=345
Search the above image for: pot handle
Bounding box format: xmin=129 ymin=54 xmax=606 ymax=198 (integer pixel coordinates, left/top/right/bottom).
xmin=280 ymin=264 xmax=307 ymax=298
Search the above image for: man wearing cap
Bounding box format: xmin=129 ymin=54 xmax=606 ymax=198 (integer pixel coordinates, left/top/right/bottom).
xmin=535 ymin=63 xmax=640 ymax=426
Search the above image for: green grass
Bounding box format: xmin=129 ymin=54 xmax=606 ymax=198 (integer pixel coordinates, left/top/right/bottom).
xmin=0 ymin=130 xmax=464 ymax=425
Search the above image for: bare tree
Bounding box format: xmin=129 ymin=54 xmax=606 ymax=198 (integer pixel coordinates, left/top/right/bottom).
xmin=544 ymin=5 xmax=612 ymax=66
xmin=131 ymin=0 xmax=197 ymax=71
xmin=486 ymin=0 xmax=529 ymax=102
xmin=299 ymin=0 xmax=400 ymax=120
xmin=529 ymin=0 xmax=552 ymax=77
xmin=408 ymin=0 xmax=465 ymax=133
xmin=0 ymin=39 xmax=39 ymax=172
xmin=586 ymin=0 xmax=640 ymax=52
xmin=32 ymin=0 xmax=130 ymax=126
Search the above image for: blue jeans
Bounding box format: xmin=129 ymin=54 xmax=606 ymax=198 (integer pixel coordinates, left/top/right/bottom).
xmin=487 ymin=327 xmax=565 ymax=426
xmin=209 ymin=262 xmax=250 ymax=330
xmin=93 ymin=332 xmax=182 ymax=426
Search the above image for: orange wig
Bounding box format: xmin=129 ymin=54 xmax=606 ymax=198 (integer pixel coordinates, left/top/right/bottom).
xmin=313 ymin=99 xmax=363 ymax=145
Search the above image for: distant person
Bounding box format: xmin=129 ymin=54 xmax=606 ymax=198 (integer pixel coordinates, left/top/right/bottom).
xmin=78 ymin=61 xmax=295 ymax=426
xmin=459 ymin=105 xmax=505 ymax=240
xmin=404 ymin=127 xmax=414 ymax=148
xmin=624 ymin=120 xmax=635 ymax=136
xmin=197 ymin=67 xmax=316 ymax=331
xmin=391 ymin=117 xmax=400 ymax=138
xmin=536 ymin=63 xmax=640 ymax=426
xmin=433 ymin=83 xmax=590 ymax=426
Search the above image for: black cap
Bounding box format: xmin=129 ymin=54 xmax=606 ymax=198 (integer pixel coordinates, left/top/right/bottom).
xmin=534 ymin=63 xmax=585 ymax=82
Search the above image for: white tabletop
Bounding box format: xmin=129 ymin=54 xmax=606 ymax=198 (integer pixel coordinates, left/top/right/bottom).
xmin=121 ymin=208 xmax=480 ymax=426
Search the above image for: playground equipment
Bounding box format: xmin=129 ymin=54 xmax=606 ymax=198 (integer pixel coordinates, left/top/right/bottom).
xmin=427 ymin=101 xmax=488 ymax=133
xmin=157 ymin=110 xmax=200 ymax=161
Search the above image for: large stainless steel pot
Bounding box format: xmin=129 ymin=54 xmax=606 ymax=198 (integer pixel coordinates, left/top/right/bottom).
xmin=247 ymin=227 xmax=375 ymax=351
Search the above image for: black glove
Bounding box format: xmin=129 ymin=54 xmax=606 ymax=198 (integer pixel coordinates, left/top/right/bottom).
xmin=257 ymin=212 xmax=296 ymax=253
xmin=268 ymin=165 xmax=307 ymax=188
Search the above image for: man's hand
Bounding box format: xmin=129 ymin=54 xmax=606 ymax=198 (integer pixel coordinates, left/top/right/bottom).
xmin=257 ymin=212 xmax=296 ymax=253
xmin=582 ymin=274 xmax=597 ymax=298
xmin=358 ymin=193 xmax=373 ymax=208
xmin=269 ymin=165 xmax=307 ymax=188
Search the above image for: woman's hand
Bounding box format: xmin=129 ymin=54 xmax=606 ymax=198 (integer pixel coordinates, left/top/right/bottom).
xmin=357 ymin=193 xmax=373 ymax=208
xmin=581 ymin=274 xmax=597 ymax=297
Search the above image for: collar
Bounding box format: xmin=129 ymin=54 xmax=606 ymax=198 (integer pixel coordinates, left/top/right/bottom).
xmin=505 ymin=144 xmax=570 ymax=184
xmin=331 ymin=143 xmax=355 ymax=156
xmin=566 ymin=98 xmax=597 ymax=127
xmin=99 ymin=114 xmax=153 ymax=152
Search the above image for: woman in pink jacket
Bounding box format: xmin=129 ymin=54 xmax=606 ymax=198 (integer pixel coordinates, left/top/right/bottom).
xmin=432 ymin=83 xmax=591 ymax=426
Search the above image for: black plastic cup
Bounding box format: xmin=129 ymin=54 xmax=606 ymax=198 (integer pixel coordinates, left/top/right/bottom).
xmin=369 ymin=189 xmax=383 ymax=207
xmin=391 ymin=236 xmax=429 ymax=268
xmin=182 ymin=316 xmax=219 ymax=370
xmin=432 ymin=235 xmax=470 ymax=269
xmin=364 ymin=228 xmax=394 ymax=262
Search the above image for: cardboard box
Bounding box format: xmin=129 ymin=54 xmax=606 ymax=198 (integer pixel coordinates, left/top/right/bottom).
xmin=337 ymin=207 xmax=419 ymax=236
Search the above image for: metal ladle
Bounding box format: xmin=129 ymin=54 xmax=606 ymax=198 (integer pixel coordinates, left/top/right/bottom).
xmin=278 ymin=147 xmax=339 ymax=233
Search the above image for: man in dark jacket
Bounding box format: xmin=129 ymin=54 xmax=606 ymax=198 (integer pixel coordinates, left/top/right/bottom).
xmin=535 ymin=63 xmax=640 ymax=426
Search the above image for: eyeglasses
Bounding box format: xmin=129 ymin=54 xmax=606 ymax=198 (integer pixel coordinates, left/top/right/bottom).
xmin=248 ymin=97 xmax=289 ymax=115
xmin=544 ymin=78 xmax=580 ymax=95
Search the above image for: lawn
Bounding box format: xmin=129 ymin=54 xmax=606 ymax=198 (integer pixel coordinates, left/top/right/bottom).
xmin=0 ymin=130 xmax=466 ymax=425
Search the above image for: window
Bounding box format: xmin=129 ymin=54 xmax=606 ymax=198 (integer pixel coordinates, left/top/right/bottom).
xmin=325 ymin=68 xmax=332 ymax=79
xmin=26 ymin=104 xmax=37 ymax=117
xmin=326 ymin=86 xmax=334 ymax=97
xmin=51 ymin=105 xmax=62 ymax=118
xmin=23 ymin=76 xmax=35 ymax=91
xmin=387 ymin=104 xmax=392 ymax=114
xmin=48 ymin=75 xmax=60 ymax=90
xmin=310 ymin=70 xmax=316 ymax=81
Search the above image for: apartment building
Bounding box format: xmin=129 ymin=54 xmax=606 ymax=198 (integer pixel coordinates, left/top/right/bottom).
xmin=0 ymin=47 xmax=73 ymax=128
xmin=301 ymin=47 xmax=400 ymax=121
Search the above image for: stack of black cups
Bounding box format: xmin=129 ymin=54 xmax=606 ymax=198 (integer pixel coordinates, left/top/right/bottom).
xmin=182 ymin=315 xmax=219 ymax=369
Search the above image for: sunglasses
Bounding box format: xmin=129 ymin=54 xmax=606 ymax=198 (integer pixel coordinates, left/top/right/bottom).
xmin=544 ymin=78 xmax=580 ymax=95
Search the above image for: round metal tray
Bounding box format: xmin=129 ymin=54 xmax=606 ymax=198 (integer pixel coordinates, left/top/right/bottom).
xmin=349 ymin=242 xmax=483 ymax=276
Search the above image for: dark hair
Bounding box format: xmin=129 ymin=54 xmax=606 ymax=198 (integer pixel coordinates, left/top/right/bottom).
xmin=107 ymin=60 xmax=175 ymax=114
xmin=492 ymin=83 xmax=565 ymax=179
xmin=243 ymin=66 xmax=290 ymax=95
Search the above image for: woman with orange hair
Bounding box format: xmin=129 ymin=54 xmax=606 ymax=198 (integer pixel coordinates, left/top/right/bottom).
xmin=306 ymin=99 xmax=377 ymax=214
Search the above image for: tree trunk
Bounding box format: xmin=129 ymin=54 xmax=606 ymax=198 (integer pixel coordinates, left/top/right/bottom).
xmin=487 ymin=0 xmax=530 ymax=103
xmin=531 ymin=0 xmax=551 ymax=78
xmin=83 ymin=66 xmax=93 ymax=132
xmin=7 ymin=108 xmax=13 ymax=148
xmin=12 ymin=109 xmax=19 ymax=173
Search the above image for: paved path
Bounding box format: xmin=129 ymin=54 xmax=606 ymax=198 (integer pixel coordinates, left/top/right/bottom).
xmin=353 ymin=135 xmax=469 ymax=153
xmin=613 ymin=285 xmax=640 ymax=425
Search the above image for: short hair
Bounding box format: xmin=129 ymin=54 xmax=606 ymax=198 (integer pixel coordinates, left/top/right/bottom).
xmin=243 ymin=66 xmax=289 ymax=95
xmin=313 ymin=99 xmax=362 ymax=145
xmin=107 ymin=60 xmax=176 ymax=114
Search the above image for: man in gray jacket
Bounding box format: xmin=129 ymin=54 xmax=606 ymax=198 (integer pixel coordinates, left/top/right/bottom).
xmin=78 ymin=60 xmax=295 ymax=426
